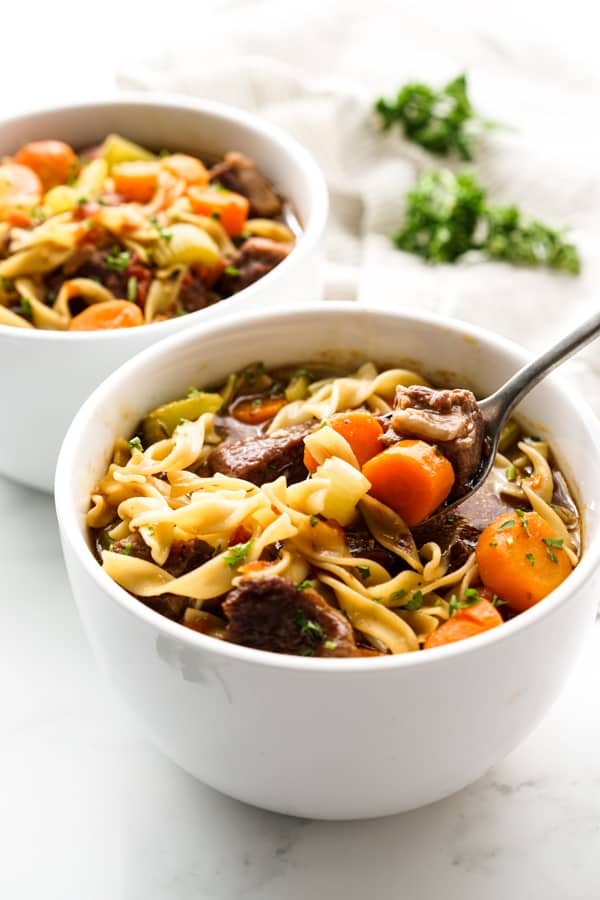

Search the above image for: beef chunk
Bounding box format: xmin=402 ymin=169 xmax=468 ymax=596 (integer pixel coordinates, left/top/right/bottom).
xmin=177 ymin=270 xmax=217 ymax=313
xmin=46 ymin=245 xmax=151 ymax=306
xmin=345 ymin=522 xmax=406 ymax=575
xmin=164 ymin=539 xmax=214 ymax=577
xmin=388 ymin=385 xmax=485 ymax=493
xmin=218 ymin=237 xmax=291 ymax=295
xmin=111 ymin=531 xmax=153 ymax=561
xmin=223 ymin=575 xmax=358 ymax=657
xmin=207 ymin=423 xmax=311 ymax=486
xmin=209 ymin=151 xmax=282 ymax=217
xmin=413 ymin=474 xmax=516 ymax=570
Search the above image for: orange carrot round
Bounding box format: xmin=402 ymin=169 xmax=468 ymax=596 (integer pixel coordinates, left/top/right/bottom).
xmin=476 ymin=511 xmax=573 ymax=613
xmin=233 ymin=396 xmax=287 ymax=425
xmin=361 ymin=440 xmax=455 ymax=527
xmin=13 ymin=140 xmax=77 ymax=190
xmin=0 ymin=162 xmax=42 ymax=214
xmin=424 ymin=596 xmax=503 ymax=650
xmin=69 ymin=300 xmax=144 ymax=331
xmin=304 ymin=411 xmax=384 ymax=473
xmin=188 ymin=185 xmax=249 ymax=236
xmin=112 ymin=161 xmax=161 ymax=202
xmin=161 ymin=153 xmax=208 ymax=186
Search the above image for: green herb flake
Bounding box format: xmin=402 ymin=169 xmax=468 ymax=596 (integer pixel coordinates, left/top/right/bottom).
xmin=491 ymin=595 xmax=507 ymax=608
xmin=488 ymin=541 xmax=498 ymax=548
xmin=19 ymin=296 xmax=32 ymax=318
xmin=105 ymin=246 xmax=131 ymax=272
xmin=526 ymin=552 xmax=536 ymax=567
xmin=542 ymin=537 xmax=564 ymax=549
xmin=224 ymin=265 xmax=240 ymax=277
xmin=390 ymin=589 xmax=407 ymax=602
xmin=295 ymin=610 xmax=324 ymax=642
xmin=496 ymin=519 xmax=516 ymax=531
xmin=356 ymin=565 xmax=371 ymax=582
xmin=506 ymin=464 xmax=517 ymax=482
xmin=516 ymin=509 xmax=530 ymax=535
xmin=404 ymin=590 xmax=424 ymax=612
xmin=128 ymin=436 xmax=143 ymax=453
xmin=127 ymin=275 xmax=137 ymax=302
xmin=546 ymin=547 xmax=559 ymax=564
xmin=210 ymin=210 xmax=221 ymax=220
xmin=309 ymin=515 xmax=319 ymax=527
xmin=0 ymin=277 xmax=13 ymax=292
xmin=76 ymin=195 xmax=89 ymax=206
xmin=323 ymin=640 xmax=338 ymax=651
xmin=186 ymin=387 xmax=201 ymax=398
xmin=296 ymin=580 xmax=313 ymax=591
xmin=224 ymin=539 xmax=254 ymax=568
xmin=121 ymin=542 xmax=133 ymax=556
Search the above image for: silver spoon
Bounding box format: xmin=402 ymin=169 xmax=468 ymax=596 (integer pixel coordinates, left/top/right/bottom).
xmin=430 ymin=308 xmax=600 ymax=520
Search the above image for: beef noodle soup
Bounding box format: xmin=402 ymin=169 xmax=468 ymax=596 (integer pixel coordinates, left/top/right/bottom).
xmin=0 ymin=135 xmax=297 ymax=330
xmin=89 ymin=361 xmax=579 ymax=658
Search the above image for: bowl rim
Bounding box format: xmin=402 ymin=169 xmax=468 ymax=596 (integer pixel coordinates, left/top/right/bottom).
xmin=55 ymin=300 xmax=600 ymax=673
xmin=0 ymin=92 xmax=329 ymax=342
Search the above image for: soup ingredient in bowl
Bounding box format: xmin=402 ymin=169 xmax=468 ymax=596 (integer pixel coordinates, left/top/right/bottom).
xmin=0 ymin=135 xmax=296 ymax=330
xmin=89 ymin=362 xmax=580 ymax=659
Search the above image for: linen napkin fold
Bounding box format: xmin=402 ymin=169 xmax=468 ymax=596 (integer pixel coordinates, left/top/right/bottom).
xmin=118 ymin=0 xmax=600 ymax=413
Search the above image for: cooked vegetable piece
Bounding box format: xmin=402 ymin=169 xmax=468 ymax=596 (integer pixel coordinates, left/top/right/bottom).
xmin=152 ymin=223 xmax=221 ymax=269
xmin=13 ymin=140 xmax=78 ymax=190
xmin=112 ymin=161 xmax=161 ymax=202
xmin=141 ymin=392 xmax=223 ymax=445
xmin=161 ymin=154 xmax=208 ymax=185
xmin=68 ymin=300 xmax=144 ymax=331
xmin=304 ymin=411 xmax=384 ymax=473
xmin=476 ymin=511 xmax=573 ymax=612
xmin=188 ymin=185 xmax=249 ymax=236
xmin=361 ymin=439 xmax=455 ymax=527
xmin=232 ymin=396 xmax=287 ymax=425
xmin=284 ymin=371 xmax=311 ymax=402
xmin=99 ymin=134 xmax=156 ymax=169
xmin=0 ymin=163 xmax=42 ymax=213
xmin=424 ymin=596 xmax=502 ymax=649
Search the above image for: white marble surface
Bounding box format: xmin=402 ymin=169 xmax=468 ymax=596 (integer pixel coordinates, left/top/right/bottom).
xmin=1 ymin=471 xmax=600 ymax=899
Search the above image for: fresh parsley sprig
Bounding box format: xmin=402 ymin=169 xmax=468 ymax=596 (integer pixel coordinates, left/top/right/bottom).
xmin=374 ymin=74 xmax=494 ymax=161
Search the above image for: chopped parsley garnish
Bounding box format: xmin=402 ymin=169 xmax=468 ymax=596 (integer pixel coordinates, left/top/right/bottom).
xmin=448 ymin=589 xmax=481 ymax=615
xmin=546 ymin=548 xmax=559 ymax=564
xmin=29 ymin=205 xmax=44 ymax=222
xmin=496 ymin=519 xmax=516 ymax=531
xmin=296 ymin=580 xmax=313 ymax=591
xmin=309 ymin=515 xmax=319 ymax=527
xmin=488 ymin=541 xmax=498 ymax=548
xmin=128 ymin=436 xmax=143 ymax=453
xmin=323 ymin=640 xmax=338 ymax=651
xmin=525 ymin=552 xmax=536 ymax=567
xmin=19 ymin=297 xmax=32 ymax=318
xmin=516 ymin=509 xmax=530 ymax=535
xmin=186 ymin=387 xmax=201 ymax=398
xmin=0 ymin=277 xmax=13 ymax=292
xmin=224 ymin=539 xmax=254 ymax=568
xmin=105 ymin=246 xmax=131 ymax=272
xmin=295 ymin=610 xmax=324 ymax=642
xmin=120 ymin=542 xmax=133 ymax=556
xmin=491 ymin=594 xmax=507 ymax=608
xmin=403 ymin=590 xmax=424 ymax=612
xmin=374 ymin=73 xmax=490 ymax=161
xmin=127 ymin=275 xmax=137 ymax=302
xmin=151 ymin=219 xmax=173 ymax=242
xmin=356 ymin=565 xmax=371 ymax=581
xmin=210 ymin=210 xmax=221 ymax=220
xmin=390 ymin=589 xmax=407 ymax=602
xmin=76 ymin=195 xmax=89 ymax=206
xmin=224 ymin=265 xmax=240 ymax=277
xmin=506 ymin=464 xmax=517 ymax=482
xmin=392 ymin=169 xmax=580 ymax=273
xmin=542 ymin=537 xmax=564 ymax=549
xmin=432 ymin=444 xmax=442 ymax=456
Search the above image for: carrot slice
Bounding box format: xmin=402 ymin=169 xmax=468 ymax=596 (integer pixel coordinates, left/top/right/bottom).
xmin=161 ymin=153 xmax=208 ymax=186
xmin=476 ymin=511 xmax=573 ymax=613
xmin=112 ymin=161 xmax=161 ymax=202
xmin=424 ymin=597 xmax=503 ymax=649
xmin=69 ymin=300 xmax=144 ymax=331
xmin=13 ymin=140 xmax=77 ymax=190
xmin=361 ymin=440 xmax=455 ymax=527
xmin=0 ymin=162 xmax=42 ymax=215
xmin=304 ymin=411 xmax=384 ymax=473
xmin=232 ymin=396 xmax=287 ymax=425
xmin=188 ymin=185 xmax=249 ymax=236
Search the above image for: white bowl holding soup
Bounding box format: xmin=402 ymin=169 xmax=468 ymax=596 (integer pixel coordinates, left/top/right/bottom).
xmin=0 ymin=95 xmax=328 ymax=492
xmin=55 ymin=303 xmax=600 ymax=820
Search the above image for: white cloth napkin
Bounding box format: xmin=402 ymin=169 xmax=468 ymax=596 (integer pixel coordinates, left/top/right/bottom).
xmin=118 ymin=0 xmax=600 ymax=413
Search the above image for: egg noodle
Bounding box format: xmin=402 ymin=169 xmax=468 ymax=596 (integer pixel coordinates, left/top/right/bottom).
xmin=88 ymin=363 xmax=577 ymax=654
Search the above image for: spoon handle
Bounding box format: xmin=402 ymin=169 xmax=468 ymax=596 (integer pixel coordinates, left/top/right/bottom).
xmin=479 ymin=308 xmax=600 ymax=431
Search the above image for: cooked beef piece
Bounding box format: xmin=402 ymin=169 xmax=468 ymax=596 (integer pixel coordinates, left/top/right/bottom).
xmin=345 ymin=521 xmax=406 ymax=575
xmin=213 ymin=413 xmax=262 ymax=444
xmin=111 ymin=531 xmax=153 ymax=561
xmin=207 ymin=423 xmax=311 ymax=486
xmin=209 ymin=151 xmax=282 ymax=217
xmin=413 ymin=474 xmax=516 ymax=570
xmin=178 ymin=270 xmax=217 ymax=312
xmin=223 ymin=575 xmax=359 ymax=657
xmin=46 ymin=244 xmax=151 ymax=307
xmin=164 ymin=539 xmax=214 ymax=577
xmin=388 ymin=385 xmax=485 ymax=493
xmin=217 ymin=237 xmax=291 ymax=295
xmin=142 ymin=593 xmax=188 ymax=621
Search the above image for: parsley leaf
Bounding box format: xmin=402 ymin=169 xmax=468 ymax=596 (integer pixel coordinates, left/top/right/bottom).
xmin=356 ymin=565 xmax=371 ymax=582
xmin=374 ymin=73 xmax=490 ymax=161
xmin=128 ymin=436 xmax=143 ymax=453
xmin=526 ymin=552 xmax=536 ymax=567
xmin=127 ymin=275 xmax=137 ymax=302
xmin=496 ymin=519 xmax=516 ymax=531
xmin=542 ymin=537 xmax=564 ymax=549
xmin=296 ymin=580 xmax=313 ymax=591
xmin=224 ymin=539 xmax=254 ymax=568
xmin=224 ymin=265 xmax=240 ymax=277
xmin=295 ymin=610 xmax=324 ymax=645
xmin=105 ymin=246 xmax=131 ymax=272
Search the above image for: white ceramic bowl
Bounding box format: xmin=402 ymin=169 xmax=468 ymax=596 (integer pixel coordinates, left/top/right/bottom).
xmin=55 ymin=303 xmax=600 ymax=820
xmin=0 ymin=96 xmax=328 ymax=491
